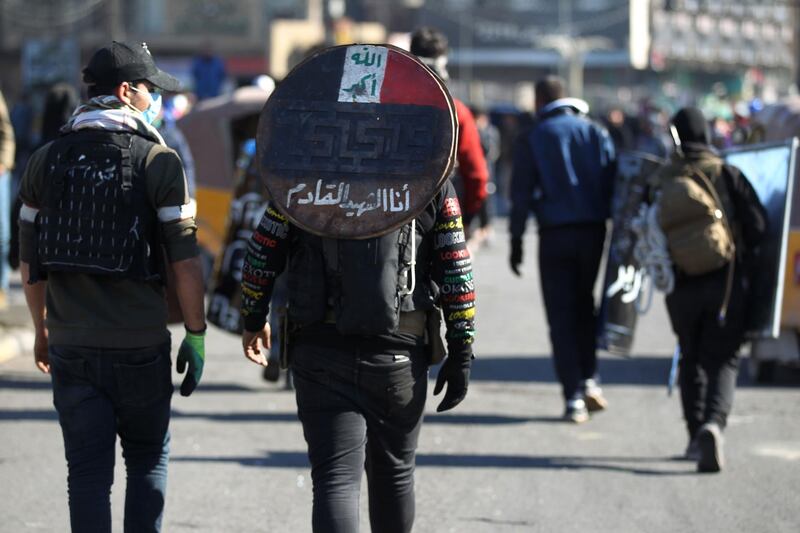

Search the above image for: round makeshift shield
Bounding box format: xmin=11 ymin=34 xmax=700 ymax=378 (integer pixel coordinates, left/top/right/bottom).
xmin=257 ymin=44 xmax=457 ymax=239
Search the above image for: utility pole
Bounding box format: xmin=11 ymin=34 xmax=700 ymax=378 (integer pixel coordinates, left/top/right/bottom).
xmin=543 ymin=0 xmax=611 ymax=99
xmin=538 ymin=34 xmax=612 ymax=98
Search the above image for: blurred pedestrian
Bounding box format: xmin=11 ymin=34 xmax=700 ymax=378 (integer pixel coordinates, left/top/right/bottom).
xmin=653 ymin=107 xmax=766 ymax=472
xmin=8 ymin=83 xmax=80 ymax=271
xmin=18 ymin=41 xmax=206 ymax=532
xmin=604 ymin=107 xmax=634 ymax=153
xmin=710 ymin=115 xmax=734 ymax=150
xmin=191 ymin=43 xmax=227 ymax=101
xmin=40 ymin=82 xmax=80 ymax=145
xmin=10 ymin=92 xmax=33 ymax=182
xmin=0 ymin=89 xmax=15 ymax=309
xmin=509 ymin=76 xmax=616 ymax=423
xmin=471 ymin=105 xmax=501 ymax=245
xmin=410 ymin=27 xmax=489 ymax=238
xmin=494 ymin=111 xmax=523 ymax=216
xmin=634 ymin=109 xmax=669 ymax=159
xmin=156 ymin=93 xmax=196 ymax=198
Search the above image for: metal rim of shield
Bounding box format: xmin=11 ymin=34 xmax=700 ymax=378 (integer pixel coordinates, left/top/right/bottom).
xmin=257 ymin=43 xmax=457 ymax=239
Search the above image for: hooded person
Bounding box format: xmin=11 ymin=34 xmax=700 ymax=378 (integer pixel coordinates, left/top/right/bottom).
xmin=653 ymin=106 xmax=767 ymax=472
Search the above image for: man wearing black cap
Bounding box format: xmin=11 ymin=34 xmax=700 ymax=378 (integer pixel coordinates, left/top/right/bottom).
xmin=654 ymin=106 xmax=766 ymax=473
xmin=18 ymin=42 xmax=206 ymax=531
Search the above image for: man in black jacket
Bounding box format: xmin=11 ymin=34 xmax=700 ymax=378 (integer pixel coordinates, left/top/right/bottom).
xmin=655 ymin=106 xmax=767 ymax=473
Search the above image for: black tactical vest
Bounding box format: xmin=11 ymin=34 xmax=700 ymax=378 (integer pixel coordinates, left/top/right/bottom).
xmin=287 ymin=198 xmax=439 ymax=336
xmin=32 ymin=130 xmax=161 ymax=282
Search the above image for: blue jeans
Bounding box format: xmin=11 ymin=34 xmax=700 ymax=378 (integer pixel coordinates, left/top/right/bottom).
xmin=49 ymin=342 xmax=173 ymax=533
xmin=0 ymin=170 xmax=10 ymax=291
xmin=291 ymin=336 xmax=428 ymax=533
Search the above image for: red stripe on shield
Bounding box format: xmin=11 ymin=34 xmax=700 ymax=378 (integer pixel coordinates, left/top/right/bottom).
xmin=380 ymin=50 xmax=448 ymax=109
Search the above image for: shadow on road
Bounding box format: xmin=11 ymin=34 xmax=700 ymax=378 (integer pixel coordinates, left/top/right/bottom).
xmin=172 ymin=450 xmax=697 ymax=476
xmin=471 ymin=354 xmax=800 ymax=389
xmin=0 ymin=375 xmax=265 ymax=393
xmin=0 ymin=376 xmax=51 ymax=390
xmin=169 ymin=411 xmax=559 ymax=425
xmin=0 ymin=409 xmax=57 ymax=421
xmin=0 ymin=408 xmax=556 ymax=425
xmin=471 ymin=354 xmax=672 ymax=386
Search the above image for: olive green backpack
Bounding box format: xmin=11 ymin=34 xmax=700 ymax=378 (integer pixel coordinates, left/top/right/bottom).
xmin=657 ymin=163 xmax=736 ymax=322
xmin=657 ymin=164 xmax=735 ymax=275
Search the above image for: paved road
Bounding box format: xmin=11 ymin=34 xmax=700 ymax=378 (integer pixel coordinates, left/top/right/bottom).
xmin=1 ymin=223 xmax=799 ymax=532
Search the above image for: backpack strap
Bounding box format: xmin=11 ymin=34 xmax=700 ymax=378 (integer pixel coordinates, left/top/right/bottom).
xmin=120 ymin=136 xmax=134 ymax=205
xmin=686 ymin=164 xmax=736 ymax=326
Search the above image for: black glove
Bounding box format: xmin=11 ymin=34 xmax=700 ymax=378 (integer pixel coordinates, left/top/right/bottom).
xmin=433 ymin=347 xmax=473 ymax=412
xmin=510 ymin=237 xmax=523 ymax=276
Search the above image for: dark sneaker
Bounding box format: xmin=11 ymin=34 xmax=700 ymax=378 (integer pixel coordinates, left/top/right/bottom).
xmin=582 ymin=379 xmax=608 ymax=412
xmin=697 ymin=423 xmax=724 ymax=473
xmin=683 ymin=438 xmax=700 ymax=461
xmin=564 ymin=399 xmax=589 ymax=424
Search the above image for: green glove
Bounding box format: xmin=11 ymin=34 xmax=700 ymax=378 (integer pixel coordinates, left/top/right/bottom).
xmin=176 ymin=330 xmax=205 ymax=397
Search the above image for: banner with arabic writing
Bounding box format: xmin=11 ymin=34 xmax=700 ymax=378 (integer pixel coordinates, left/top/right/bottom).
xmin=257 ymin=44 xmax=457 ymax=239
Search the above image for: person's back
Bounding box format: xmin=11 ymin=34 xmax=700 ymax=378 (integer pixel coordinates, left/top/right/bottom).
xmin=18 ymin=41 xmax=207 ymax=533
xmin=525 ymin=106 xmax=615 ymax=228
xmin=657 ymin=106 xmax=767 ymax=473
xmin=191 ymin=50 xmax=226 ymax=101
xmin=240 ymin=44 xmax=475 ymax=532
xmin=509 ymin=76 xmax=615 ymax=423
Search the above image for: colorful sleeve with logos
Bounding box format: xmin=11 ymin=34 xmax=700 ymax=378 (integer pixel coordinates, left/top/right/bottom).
xmin=431 ymin=183 xmax=476 ymax=356
xmin=240 ymin=204 xmax=290 ymax=332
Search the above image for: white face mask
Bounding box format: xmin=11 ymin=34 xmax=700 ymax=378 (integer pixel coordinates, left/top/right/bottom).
xmin=128 ymin=83 xmax=161 ymax=124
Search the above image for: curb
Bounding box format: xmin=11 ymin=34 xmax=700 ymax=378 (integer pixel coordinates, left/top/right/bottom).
xmin=0 ymin=327 xmax=35 ymax=364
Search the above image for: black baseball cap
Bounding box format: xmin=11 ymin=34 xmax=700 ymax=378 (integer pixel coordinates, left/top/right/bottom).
xmin=82 ymin=41 xmax=182 ymax=92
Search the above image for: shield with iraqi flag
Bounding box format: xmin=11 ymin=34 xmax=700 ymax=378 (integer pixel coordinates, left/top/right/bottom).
xmin=257 ymin=44 xmax=458 ymax=239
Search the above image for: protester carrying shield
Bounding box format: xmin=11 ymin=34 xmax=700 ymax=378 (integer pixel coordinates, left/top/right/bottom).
xmin=652 ymin=107 xmax=767 ymax=472
xmin=240 ymin=45 xmax=475 ymax=533
xmin=18 ymin=41 xmax=205 ymax=532
xmin=509 ymin=76 xmax=616 ymax=423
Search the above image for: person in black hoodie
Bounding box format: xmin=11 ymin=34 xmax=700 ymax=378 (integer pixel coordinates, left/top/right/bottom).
xmin=653 ymin=107 xmax=767 ymax=472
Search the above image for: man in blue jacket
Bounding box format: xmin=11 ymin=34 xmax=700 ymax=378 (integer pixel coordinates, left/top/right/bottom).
xmin=509 ymin=76 xmax=616 ymax=423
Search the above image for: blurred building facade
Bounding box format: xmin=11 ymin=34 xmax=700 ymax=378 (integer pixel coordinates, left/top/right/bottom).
xmin=415 ymin=0 xmax=796 ymax=113
xmin=0 ymin=0 xmax=796 ymax=112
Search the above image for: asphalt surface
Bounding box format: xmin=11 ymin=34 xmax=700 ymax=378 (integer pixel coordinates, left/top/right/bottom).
xmin=1 ymin=222 xmax=799 ymax=532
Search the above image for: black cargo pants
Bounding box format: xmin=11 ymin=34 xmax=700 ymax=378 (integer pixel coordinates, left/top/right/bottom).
xmin=666 ymin=267 xmax=746 ymax=439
